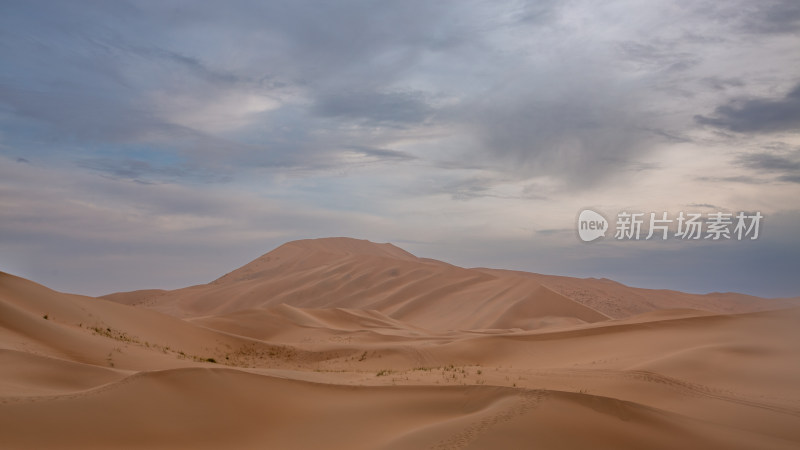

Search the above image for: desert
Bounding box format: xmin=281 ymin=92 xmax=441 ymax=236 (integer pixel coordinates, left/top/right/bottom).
xmin=1 ymin=237 xmax=799 ymax=449
xmin=3 ymin=2 xmax=800 ymax=447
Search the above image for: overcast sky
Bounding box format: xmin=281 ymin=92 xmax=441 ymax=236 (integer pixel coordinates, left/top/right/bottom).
xmin=1 ymin=0 xmax=799 ymax=297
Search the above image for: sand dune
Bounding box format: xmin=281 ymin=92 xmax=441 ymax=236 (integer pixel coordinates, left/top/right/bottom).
xmin=0 ymin=271 xmax=323 ymax=371
xmin=126 ymin=238 xmax=799 ymax=325
xmin=100 ymin=289 xmax=167 ymax=306
xmin=480 ymin=268 xmax=800 ymax=318
xmin=131 ymin=238 xmax=616 ymax=329
xmin=192 ymin=304 xmax=433 ymax=343
xmin=0 ymin=349 xmax=126 ymax=397
xmin=2 ymin=237 xmax=799 ymax=448
xmin=2 ymin=368 xmax=794 ymax=450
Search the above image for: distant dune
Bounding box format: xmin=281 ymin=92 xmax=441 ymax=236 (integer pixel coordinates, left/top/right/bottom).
xmin=100 ymin=289 xmax=167 ymax=306
xmin=2 ymin=237 xmax=799 ymax=449
xmin=109 ymin=238 xmax=800 ymax=326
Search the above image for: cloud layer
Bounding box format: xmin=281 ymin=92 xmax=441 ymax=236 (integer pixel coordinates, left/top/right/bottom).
xmin=1 ymin=0 xmax=799 ymax=296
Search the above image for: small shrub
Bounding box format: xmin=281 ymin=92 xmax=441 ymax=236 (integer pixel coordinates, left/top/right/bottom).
xmin=206 ymin=358 xmax=217 ymax=363
xmin=42 ymin=314 xmax=48 ymax=320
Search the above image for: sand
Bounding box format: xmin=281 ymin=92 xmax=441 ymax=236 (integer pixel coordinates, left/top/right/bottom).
xmin=1 ymin=237 xmax=799 ymax=449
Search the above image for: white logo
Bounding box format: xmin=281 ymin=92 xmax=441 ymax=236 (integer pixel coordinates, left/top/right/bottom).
xmin=577 ymin=209 xmax=608 ymax=242
xmin=575 ymin=209 xmax=763 ymax=242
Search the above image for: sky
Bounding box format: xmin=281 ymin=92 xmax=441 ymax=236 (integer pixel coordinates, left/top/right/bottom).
xmin=1 ymin=0 xmax=799 ymax=297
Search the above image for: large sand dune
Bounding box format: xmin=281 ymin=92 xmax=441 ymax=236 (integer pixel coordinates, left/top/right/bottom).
xmin=2 ymin=237 xmax=799 ymax=448
xmin=120 ymin=238 xmax=800 ymax=323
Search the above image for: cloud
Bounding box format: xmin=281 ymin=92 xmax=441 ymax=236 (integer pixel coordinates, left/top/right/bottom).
xmin=737 ymin=149 xmax=800 ymax=183
xmin=695 ymin=83 xmax=800 ymax=133
xmin=4 ymin=0 xmax=784 ymax=187
xmin=778 ymin=174 xmax=800 ymax=183
xmin=700 ymin=77 xmax=745 ymax=91
xmin=739 ymin=152 xmax=800 ymax=172
xmin=1 ymin=0 xmax=800 ymax=298
xmin=124 ymin=45 xmax=250 ymax=87
xmin=617 ymin=40 xmax=700 ymax=73
xmin=0 ymin=85 xmax=168 ymax=142
xmin=686 ymin=203 xmax=722 ymax=209
xmin=346 ymin=146 xmax=417 ymax=162
xmin=77 ymin=158 xmax=232 ymax=184
xmin=313 ymin=90 xmax=433 ymax=126
xmin=688 ymin=0 xmax=800 ymax=35
xmin=740 ymin=0 xmax=800 ymax=34
xmin=441 ymin=177 xmax=495 ymax=201
xmin=695 ymin=175 xmax=769 ymax=185
xmin=455 ymin=86 xmax=651 ymax=188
